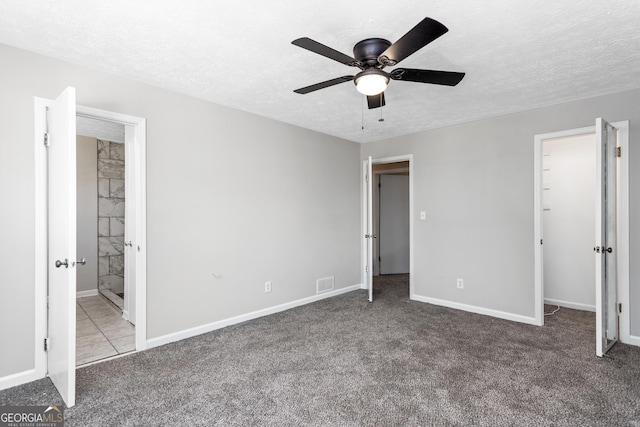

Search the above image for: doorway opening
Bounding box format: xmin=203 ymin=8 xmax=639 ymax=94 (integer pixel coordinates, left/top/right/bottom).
xmin=533 ymin=120 xmax=630 ymax=356
xmin=372 ymin=161 xmax=410 ymax=299
xmin=363 ymin=155 xmax=413 ymax=303
xmin=75 ymin=120 xmax=134 ymax=365
xmin=541 ymin=133 xmax=596 ymax=312
xmin=34 ymin=91 xmax=147 ymax=407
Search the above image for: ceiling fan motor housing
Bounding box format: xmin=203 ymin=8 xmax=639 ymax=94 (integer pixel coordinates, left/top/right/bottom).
xmin=353 ymin=38 xmax=391 ymax=67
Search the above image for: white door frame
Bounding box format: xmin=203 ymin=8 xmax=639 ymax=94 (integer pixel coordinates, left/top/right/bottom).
xmin=361 ymin=154 xmax=414 ymax=299
xmin=34 ymin=101 xmax=147 ymax=380
xmin=372 ymin=165 xmax=410 ymax=276
xmin=533 ymin=122 xmax=629 ymax=344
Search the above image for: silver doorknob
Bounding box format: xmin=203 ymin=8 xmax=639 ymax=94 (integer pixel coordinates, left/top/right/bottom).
xmin=73 ymin=258 xmax=87 ymax=266
xmin=594 ymin=246 xmax=601 ymax=253
xmin=605 ymin=247 xmax=613 ymax=253
xmin=55 ymin=259 xmax=69 ymax=268
xmin=124 ymin=241 xmax=133 ymax=247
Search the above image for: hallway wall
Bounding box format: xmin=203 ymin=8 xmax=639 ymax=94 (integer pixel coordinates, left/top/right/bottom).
xmin=76 ymin=135 xmax=98 ymax=293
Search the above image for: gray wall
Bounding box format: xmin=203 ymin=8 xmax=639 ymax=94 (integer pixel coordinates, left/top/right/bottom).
xmin=76 ymin=136 xmax=98 ymax=293
xmin=361 ymin=88 xmax=640 ymax=334
xmin=0 ymin=43 xmax=360 ymax=378
xmin=543 ymin=134 xmax=596 ymax=310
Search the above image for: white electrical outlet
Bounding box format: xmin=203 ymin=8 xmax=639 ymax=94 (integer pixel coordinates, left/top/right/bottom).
xmin=265 ymin=281 xmax=272 ymax=293
xmin=457 ymin=278 xmax=464 ymax=289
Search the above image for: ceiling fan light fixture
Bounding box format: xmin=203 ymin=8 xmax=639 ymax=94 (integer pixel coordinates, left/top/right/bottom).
xmin=355 ymin=69 xmax=389 ymax=96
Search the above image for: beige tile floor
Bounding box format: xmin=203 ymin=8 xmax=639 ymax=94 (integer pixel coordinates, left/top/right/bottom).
xmin=76 ymin=295 xmax=135 ymax=366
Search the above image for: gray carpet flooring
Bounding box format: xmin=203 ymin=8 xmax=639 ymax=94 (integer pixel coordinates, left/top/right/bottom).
xmin=2 ymin=275 xmax=640 ymax=426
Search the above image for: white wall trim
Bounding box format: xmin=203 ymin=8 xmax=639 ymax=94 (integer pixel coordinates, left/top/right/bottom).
xmin=147 ymin=284 xmax=362 ymax=349
xmin=33 ymin=97 xmax=49 ymax=383
xmin=533 ymin=121 xmax=630 ymax=342
xmin=0 ymin=369 xmax=41 ymax=391
xmin=544 ymin=298 xmax=595 ymax=312
xmin=412 ymin=295 xmax=539 ymax=326
xmin=76 ymin=289 xmax=98 ymax=299
xmin=616 ymin=122 xmax=630 ymax=344
xmin=629 ymin=336 xmax=640 ymax=347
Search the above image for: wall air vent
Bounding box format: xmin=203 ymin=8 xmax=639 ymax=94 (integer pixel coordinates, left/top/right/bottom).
xmin=316 ymin=276 xmax=335 ymax=294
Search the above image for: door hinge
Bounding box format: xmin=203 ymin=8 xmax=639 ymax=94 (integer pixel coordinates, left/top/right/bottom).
xmin=366 ymin=174 xmax=369 ymax=182
xmin=617 ymin=147 xmax=621 ymax=157
xmin=540 ymin=239 xmax=543 ymax=245
xmin=619 ymin=303 xmax=622 ymax=313
xmin=44 ymin=133 xmax=50 ymax=147
xmin=365 ymin=265 xmax=369 ymax=273
xmin=44 ymin=337 xmax=50 ymax=351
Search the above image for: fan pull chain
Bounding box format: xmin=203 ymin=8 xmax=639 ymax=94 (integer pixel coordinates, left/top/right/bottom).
xmin=361 ymin=95 xmax=365 ymax=130
xmin=379 ymin=94 xmax=384 ymax=122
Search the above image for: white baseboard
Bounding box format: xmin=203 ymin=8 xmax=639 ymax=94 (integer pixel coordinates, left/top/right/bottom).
xmin=76 ymin=289 xmax=98 ymax=299
xmin=629 ymin=335 xmax=640 ymax=347
xmin=0 ymin=369 xmax=41 ymax=391
xmin=147 ymin=284 xmax=363 ymax=349
xmin=411 ymin=294 xmax=538 ymax=326
xmin=544 ymin=298 xmax=595 ymax=312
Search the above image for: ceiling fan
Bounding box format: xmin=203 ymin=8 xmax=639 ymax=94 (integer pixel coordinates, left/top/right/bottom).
xmin=292 ymin=17 xmax=465 ymax=109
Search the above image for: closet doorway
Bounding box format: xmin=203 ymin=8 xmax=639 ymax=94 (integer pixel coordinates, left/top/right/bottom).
xmin=533 ymin=119 xmax=630 ymax=357
xmin=541 ymin=133 xmax=596 ymax=312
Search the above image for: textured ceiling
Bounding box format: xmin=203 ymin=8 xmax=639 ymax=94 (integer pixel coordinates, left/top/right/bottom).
xmin=1 ymin=1 xmax=639 ymax=143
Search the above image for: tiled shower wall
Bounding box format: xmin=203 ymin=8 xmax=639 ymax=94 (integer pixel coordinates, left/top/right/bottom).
xmin=97 ymin=140 xmax=125 ymax=295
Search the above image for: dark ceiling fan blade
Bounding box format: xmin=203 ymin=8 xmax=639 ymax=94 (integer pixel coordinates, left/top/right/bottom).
xmin=367 ymin=92 xmax=386 ymax=109
xmin=292 ymin=37 xmax=359 ymax=66
xmin=378 ymin=17 xmax=448 ymax=66
xmin=294 ymin=76 xmax=354 ymax=94
xmin=390 ymin=68 xmax=465 ymax=86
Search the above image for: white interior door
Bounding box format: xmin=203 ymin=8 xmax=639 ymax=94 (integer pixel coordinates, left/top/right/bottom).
xmin=379 ymin=174 xmax=410 ymax=274
xmin=366 ymin=157 xmax=374 ymax=302
xmin=47 ymin=87 xmax=77 ymax=407
xmin=595 ymin=117 xmax=618 ymax=357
